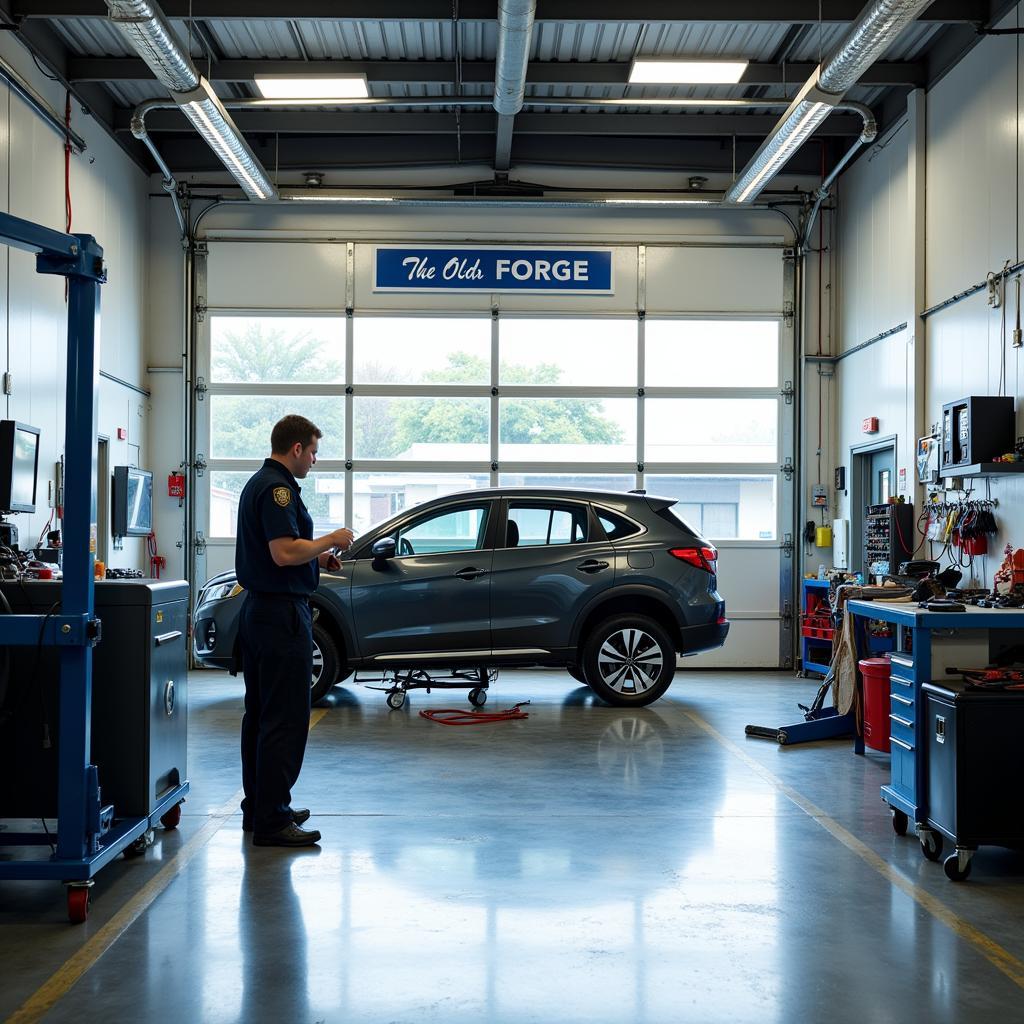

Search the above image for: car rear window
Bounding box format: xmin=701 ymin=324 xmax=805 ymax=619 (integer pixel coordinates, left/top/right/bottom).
xmin=594 ymin=507 xmax=642 ymax=541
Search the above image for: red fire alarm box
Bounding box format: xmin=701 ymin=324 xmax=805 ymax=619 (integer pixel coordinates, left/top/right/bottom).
xmin=116 ymin=427 xmax=127 ymax=440
xmin=168 ymin=472 xmax=185 ymax=499
xmin=862 ymin=416 xmax=879 ymax=434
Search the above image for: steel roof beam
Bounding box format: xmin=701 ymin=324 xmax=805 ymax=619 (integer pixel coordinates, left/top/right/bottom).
xmin=67 ymin=57 xmax=927 ymax=88
xmin=13 ymin=0 xmax=988 ymax=20
xmin=117 ymin=108 xmax=868 ymax=136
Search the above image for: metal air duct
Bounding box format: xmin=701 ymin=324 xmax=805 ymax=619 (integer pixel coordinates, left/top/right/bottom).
xmin=105 ymin=0 xmax=276 ymax=200
xmin=725 ymin=0 xmax=935 ymax=204
xmin=493 ymin=0 xmax=537 ymax=172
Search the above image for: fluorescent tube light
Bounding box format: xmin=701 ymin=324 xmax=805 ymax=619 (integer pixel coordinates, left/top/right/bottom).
xmin=729 ymin=99 xmax=832 ymax=204
xmin=628 ymin=60 xmax=748 ymax=85
xmin=605 ymin=198 xmax=717 ymax=206
xmin=255 ymin=76 xmax=369 ymax=100
xmin=281 ymin=194 xmax=394 ymax=202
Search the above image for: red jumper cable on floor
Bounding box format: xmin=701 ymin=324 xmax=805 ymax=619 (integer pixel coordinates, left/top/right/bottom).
xmin=419 ymin=701 xmax=530 ymax=726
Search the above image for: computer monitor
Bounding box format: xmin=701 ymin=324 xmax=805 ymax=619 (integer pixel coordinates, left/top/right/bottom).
xmin=0 ymin=421 xmax=40 ymax=515
xmin=112 ymin=466 xmax=153 ymax=537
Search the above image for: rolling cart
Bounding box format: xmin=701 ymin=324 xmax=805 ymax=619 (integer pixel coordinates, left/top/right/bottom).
xmin=362 ymin=666 xmax=498 ymax=710
xmin=0 ymin=213 xmax=187 ymax=922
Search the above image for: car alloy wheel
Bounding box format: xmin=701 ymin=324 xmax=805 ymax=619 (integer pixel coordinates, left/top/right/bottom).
xmin=581 ymin=614 xmax=675 ymax=707
xmin=311 ymin=620 xmax=342 ymax=705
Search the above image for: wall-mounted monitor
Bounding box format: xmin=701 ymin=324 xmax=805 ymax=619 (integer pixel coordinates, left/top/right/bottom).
xmin=0 ymin=421 xmax=40 ymax=514
xmin=112 ymin=466 xmax=153 ymax=537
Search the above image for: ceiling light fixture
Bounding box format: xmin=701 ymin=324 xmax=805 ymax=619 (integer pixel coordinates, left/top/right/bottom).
xmin=726 ymin=96 xmax=833 ymax=204
xmin=255 ymin=75 xmax=369 ymax=100
xmin=628 ymin=60 xmax=748 ymax=85
xmin=605 ymin=198 xmax=718 ymax=206
xmin=280 ymin=193 xmax=394 ymax=202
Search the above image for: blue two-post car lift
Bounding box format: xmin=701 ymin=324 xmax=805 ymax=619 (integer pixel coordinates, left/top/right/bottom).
xmin=0 ymin=212 xmax=188 ymax=923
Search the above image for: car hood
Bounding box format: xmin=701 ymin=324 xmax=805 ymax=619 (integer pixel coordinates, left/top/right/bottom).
xmin=200 ymin=568 xmax=237 ymax=590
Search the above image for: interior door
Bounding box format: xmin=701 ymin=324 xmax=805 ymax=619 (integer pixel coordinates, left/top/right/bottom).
xmin=350 ymin=499 xmax=494 ymax=660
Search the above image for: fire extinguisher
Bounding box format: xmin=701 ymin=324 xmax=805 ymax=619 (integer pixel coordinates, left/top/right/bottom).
xmin=168 ymin=471 xmax=185 ymax=503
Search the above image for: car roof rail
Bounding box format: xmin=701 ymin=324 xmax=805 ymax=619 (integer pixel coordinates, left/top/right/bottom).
xmin=627 ymin=488 xmax=646 ymax=495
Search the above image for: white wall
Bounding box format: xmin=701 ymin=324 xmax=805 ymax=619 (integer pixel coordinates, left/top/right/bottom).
xmin=0 ymin=34 xmax=150 ymax=569
xmin=836 ymin=5 xmax=1024 ymax=587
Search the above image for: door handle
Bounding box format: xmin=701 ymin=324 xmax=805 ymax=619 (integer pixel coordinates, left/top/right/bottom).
xmin=454 ymin=567 xmax=488 ymax=580
xmin=576 ymin=559 xmax=609 ymax=573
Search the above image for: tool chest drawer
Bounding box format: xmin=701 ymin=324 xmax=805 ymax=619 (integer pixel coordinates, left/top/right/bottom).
xmin=888 ymin=708 xmax=915 ymax=746
xmin=889 ymin=736 xmax=915 ymax=796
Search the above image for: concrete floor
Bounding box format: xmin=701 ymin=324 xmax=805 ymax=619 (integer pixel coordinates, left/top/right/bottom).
xmin=2 ymin=668 xmax=1024 ymax=1022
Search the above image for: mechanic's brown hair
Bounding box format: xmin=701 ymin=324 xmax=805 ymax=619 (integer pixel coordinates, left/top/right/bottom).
xmin=270 ymin=414 xmax=322 ymax=454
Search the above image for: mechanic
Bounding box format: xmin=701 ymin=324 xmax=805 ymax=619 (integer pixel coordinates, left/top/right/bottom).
xmin=235 ymin=414 xmax=354 ymax=847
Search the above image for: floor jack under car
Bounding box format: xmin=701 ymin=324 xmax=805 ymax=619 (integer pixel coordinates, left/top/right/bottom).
xmin=360 ymin=666 xmax=498 ymax=710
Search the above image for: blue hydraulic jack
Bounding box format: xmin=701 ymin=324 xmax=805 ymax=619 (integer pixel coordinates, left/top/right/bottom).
xmin=0 ymin=213 xmax=188 ymax=922
xmin=745 ymin=674 xmax=857 ymax=747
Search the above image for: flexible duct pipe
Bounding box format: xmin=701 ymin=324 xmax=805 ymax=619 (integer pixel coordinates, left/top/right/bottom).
xmin=130 ymin=104 xmax=187 ymax=240
xmin=726 ymin=0 xmax=935 ymax=204
xmin=493 ymin=0 xmax=536 ymax=116
xmin=104 ymin=0 xmax=199 ymax=93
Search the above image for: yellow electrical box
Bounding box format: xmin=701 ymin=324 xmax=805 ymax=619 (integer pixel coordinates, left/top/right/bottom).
xmin=816 ymin=526 xmax=833 ymax=548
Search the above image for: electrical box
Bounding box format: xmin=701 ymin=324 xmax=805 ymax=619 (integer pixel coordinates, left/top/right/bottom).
xmin=940 ymin=396 xmax=1015 ymax=469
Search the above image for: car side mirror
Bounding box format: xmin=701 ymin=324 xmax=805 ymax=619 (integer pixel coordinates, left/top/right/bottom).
xmin=371 ymin=537 xmax=397 ymax=560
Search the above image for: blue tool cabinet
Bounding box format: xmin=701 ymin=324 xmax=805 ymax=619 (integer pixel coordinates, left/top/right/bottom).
xmin=846 ymin=600 xmax=1024 ymax=863
xmin=0 ymin=213 xmax=188 ymax=922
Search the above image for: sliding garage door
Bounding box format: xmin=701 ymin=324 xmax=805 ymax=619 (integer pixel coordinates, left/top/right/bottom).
xmin=194 ymin=240 xmax=794 ymax=668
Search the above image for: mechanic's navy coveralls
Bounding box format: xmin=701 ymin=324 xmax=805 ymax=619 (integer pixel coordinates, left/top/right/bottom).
xmin=235 ymin=458 xmax=318 ymax=834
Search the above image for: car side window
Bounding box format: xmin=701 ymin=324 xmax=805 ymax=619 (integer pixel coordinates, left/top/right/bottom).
xmin=595 ymin=507 xmax=642 ymax=541
xmin=395 ymin=504 xmax=490 ymax=556
xmin=507 ymin=502 xmax=588 ymax=547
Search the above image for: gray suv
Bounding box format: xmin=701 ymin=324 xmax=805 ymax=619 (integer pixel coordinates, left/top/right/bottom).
xmin=193 ymin=487 xmax=729 ymax=707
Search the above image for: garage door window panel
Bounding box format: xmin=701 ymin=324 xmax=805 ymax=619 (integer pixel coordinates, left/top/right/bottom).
xmin=645 ymin=474 xmax=777 ymax=541
xmin=499 ymin=318 xmax=637 ymax=387
xmin=644 ymin=399 xmax=777 ymax=463
xmin=353 ymin=397 xmax=489 ymax=460
xmin=209 ymin=470 xmax=346 ymax=539
xmin=210 ymin=395 xmax=343 ymax=459
xmin=352 ymin=472 xmax=490 ymax=535
xmin=353 ymin=317 xmax=490 ymax=384
xmin=645 ymin=319 xmax=778 ymax=388
xmin=210 ymin=315 xmax=345 ymax=384
xmin=499 ymin=398 xmax=636 ymax=462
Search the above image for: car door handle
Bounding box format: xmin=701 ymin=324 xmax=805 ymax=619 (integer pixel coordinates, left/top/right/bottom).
xmin=454 ymin=567 xmax=488 ymax=580
xmin=576 ymin=560 xmax=609 ymax=573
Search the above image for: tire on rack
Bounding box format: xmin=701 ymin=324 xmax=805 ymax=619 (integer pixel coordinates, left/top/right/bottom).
xmin=311 ymin=621 xmax=342 ymax=706
xmin=580 ymin=614 xmax=676 ymax=707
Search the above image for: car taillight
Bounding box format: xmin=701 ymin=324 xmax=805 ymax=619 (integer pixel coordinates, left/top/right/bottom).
xmin=669 ymin=546 xmax=718 ymax=572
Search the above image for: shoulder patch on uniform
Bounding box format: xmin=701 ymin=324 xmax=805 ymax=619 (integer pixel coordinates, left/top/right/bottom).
xmin=273 ymin=487 xmax=292 ymax=508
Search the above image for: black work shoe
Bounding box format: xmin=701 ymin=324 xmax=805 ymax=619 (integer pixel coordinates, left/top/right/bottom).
xmin=252 ymin=822 xmax=322 ymax=847
xmin=242 ymin=808 xmax=310 ymax=833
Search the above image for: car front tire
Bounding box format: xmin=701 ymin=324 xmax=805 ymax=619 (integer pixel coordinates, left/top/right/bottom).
xmin=311 ymin=621 xmax=342 ymax=705
xmin=581 ymin=614 xmax=676 ymax=707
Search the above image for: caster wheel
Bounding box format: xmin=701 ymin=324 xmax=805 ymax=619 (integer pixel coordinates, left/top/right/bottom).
xmin=387 ymin=690 xmax=406 ymax=710
xmin=160 ymin=803 xmax=182 ymax=830
xmin=124 ymin=829 xmax=154 ymax=859
xmin=920 ymin=830 xmax=944 ymax=862
xmin=891 ymin=809 xmax=909 ymax=836
xmin=67 ymin=887 xmax=91 ymax=924
xmin=777 ymin=731 xmax=788 ymax=745
xmin=468 ymin=687 xmax=487 ymax=708
xmin=943 ymin=852 xmax=973 ymax=882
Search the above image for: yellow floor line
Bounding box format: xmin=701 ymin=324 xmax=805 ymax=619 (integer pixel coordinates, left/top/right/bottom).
xmin=6 ymin=708 xmax=328 ymax=1024
xmin=683 ymin=708 xmax=1024 ymax=990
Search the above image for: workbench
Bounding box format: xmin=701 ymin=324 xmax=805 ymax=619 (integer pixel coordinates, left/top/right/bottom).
xmin=846 ymin=600 xmax=1024 ymax=862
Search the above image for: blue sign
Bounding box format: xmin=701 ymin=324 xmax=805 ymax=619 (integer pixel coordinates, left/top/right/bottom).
xmin=373 ymin=246 xmax=614 ymax=293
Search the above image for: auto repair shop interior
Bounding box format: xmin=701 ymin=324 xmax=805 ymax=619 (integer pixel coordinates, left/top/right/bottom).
xmin=2 ymin=1 xmax=1024 ymax=1021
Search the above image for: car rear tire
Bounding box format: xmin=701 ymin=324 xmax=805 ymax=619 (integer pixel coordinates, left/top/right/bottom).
xmin=581 ymin=614 xmax=676 ymax=707
xmin=311 ymin=621 xmax=342 ymax=705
